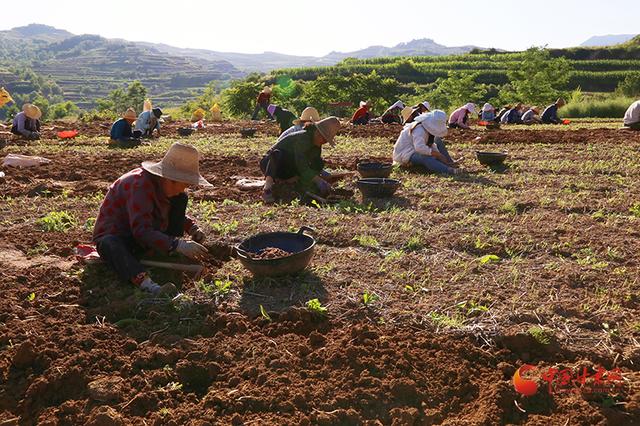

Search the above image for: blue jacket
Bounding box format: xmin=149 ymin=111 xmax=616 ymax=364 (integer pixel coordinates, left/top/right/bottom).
xmin=110 ymin=118 xmax=133 ymax=141
xmin=541 ymin=104 xmax=560 ymax=124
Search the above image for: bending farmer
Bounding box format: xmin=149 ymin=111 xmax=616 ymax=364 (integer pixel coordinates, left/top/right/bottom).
xmin=110 ymin=108 xmax=141 ymax=147
xmin=393 ymin=111 xmax=462 ymax=175
xmin=260 ymin=117 xmax=340 ymax=204
xmin=136 ymin=107 xmax=163 ymax=137
xmin=93 ymin=143 xmax=211 ymax=296
xmin=623 ymin=100 xmax=640 ymax=130
xmin=11 ymin=104 xmax=42 ymax=140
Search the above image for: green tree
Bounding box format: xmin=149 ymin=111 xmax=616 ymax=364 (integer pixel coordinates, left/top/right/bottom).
xmin=221 ymin=80 xmax=262 ymax=118
xmin=97 ymin=81 xmax=148 ymax=114
xmin=427 ymin=72 xmax=488 ymax=111
xmin=49 ymin=101 xmax=80 ymax=119
xmin=503 ymin=47 xmax=572 ymax=105
xmin=616 ymin=73 xmax=640 ymax=97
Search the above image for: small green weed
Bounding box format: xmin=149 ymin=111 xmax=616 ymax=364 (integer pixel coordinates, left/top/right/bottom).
xmin=479 ymin=254 xmax=500 ymax=265
xmin=353 ymin=235 xmax=379 ymax=248
xmin=259 ymin=304 xmax=271 ymax=321
xmin=306 ymin=298 xmax=327 ymax=315
xmin=37 ymin=211 xmax=77 ymax=232
xmin=427 ymin=312 xmax=465 ymax=329
xmin=528 ymin=325 xmax=552 ymax=345
xmin=211 ymin=220 xmax=238 ymax=235
xmin=362 ymin=290 xmax=379 ymax=306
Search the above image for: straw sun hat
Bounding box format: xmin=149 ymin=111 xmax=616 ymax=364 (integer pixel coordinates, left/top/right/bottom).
xmin=293 ymin=107 xmax=320 ymax=125
xmin=23 ymin=103 xmax=42 ymax=120
xmin=315 ymin=116 xmax=340 ymax=147
xmin=142 ymin=143 xmax=212 ymax=187
xmin=123 ymin=108 xmax=137 ymax=121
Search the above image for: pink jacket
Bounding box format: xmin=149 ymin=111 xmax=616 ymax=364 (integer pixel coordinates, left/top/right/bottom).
xmin=448 ymin=107 xmax=469 ymax=128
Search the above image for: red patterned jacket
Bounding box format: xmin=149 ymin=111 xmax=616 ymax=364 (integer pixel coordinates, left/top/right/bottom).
xmin=92 ymin=168 xmax=194 ymax=253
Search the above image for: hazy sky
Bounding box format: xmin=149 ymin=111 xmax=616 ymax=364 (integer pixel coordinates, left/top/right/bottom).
xmin=2 ymin=0 xmax=638 ymax=56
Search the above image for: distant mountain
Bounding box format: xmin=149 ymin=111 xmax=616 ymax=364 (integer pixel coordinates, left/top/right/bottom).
xmin=0 ymin=24 xmax=243 ymax=108
xmin=0 ymin=24 xmax=485 ymax=107
xmin=143 ymin=38 xmax=484 ymax=72
xmin=580 ymin=34 xmax=637 ymax=47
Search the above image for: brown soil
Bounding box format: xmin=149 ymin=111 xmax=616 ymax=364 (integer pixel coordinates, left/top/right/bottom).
xmin=0 ymin=121 xmax=639 ymax=425
xmin=249 ymin=247 xmax=292 ymax=260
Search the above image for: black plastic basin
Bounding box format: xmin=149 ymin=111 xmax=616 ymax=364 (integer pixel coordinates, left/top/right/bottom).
xmin=235 ymin=226 xmax=315 ymax=277
xmin=356 ymin=178 xmax=401 ymax=198
xmin=476 ymin=151 xmax=508 ymax=166
xmin=357 ymin=162 xmax=393 ymax=178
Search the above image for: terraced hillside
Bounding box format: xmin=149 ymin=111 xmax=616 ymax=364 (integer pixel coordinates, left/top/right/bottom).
xmin=0 ymin=26 xmax=244 ymax=109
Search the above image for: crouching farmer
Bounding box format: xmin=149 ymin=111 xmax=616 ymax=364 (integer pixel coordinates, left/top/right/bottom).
xmin=260 ymin=117 xmax=340 ymax=204
xmin=109 ymin=108 xmax=141 ymax=147
xmin=11 ymin=104 xmax=42 ymax=140
xmin=93 ymin=143 xmax=211 ymax=295
xmin=623 ymin=100 xmax=640 ymax=130
xmin=393 ymin=111 xmax=462 ymax=175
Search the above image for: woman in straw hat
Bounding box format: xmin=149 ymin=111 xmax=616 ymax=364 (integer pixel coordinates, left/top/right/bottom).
xmin=404 ymin=101 xmax=431 ymax=124
xmin=393 ymin=111 xmax=463 ymax=175
xmin=109 ymin=108 xmax=141 ymax=148
xmin=93 ymin=143 xmax=212 ymax=296
xmin=278 ymin=107 xmax=320 ymax=141
xmin=11 ymin=103 xmax=42 ymax=140
xmin=252 ymin=86 xmax=273 ymax=120
xmin=541 ymin=98 xmax=566 ymax=124
xmin=260 ymin=116 xmax=340 ymax=204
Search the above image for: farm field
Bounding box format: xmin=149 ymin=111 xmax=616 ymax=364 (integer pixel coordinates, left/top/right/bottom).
xmin=1 ymin=121 xmax=640 ymax=424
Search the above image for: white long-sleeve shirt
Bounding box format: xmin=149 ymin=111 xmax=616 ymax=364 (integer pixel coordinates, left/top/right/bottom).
xmin=392 ymin=123 xmax=439 ymax=165
xmin=623 ymin=101 xmax=640 ymax=126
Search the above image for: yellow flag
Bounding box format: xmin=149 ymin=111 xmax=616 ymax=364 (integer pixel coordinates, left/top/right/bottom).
xmin=0 ymin=87 xmax=13 ymax=108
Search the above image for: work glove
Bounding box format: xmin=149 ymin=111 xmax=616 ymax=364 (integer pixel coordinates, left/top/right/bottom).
xmin=175 ymin=239 xmax=208 ymax=260
xmin=188 ymin=224 xmax=206 ymax=243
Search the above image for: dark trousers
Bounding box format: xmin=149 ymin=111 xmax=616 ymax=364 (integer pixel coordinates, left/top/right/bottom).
xmin=260 ymin=149 xmax=296 ymax=181
xmin=110 ymin=138 xmax=141 ymax=148
xmin=625 ymin=122 xmax=640 ymax=130
xmin=252 ymin=103 xmax=272 ymax=120
xmin=96 ymin=193 xmax=188 ymax=283
xmin=352 ymin=114 xmax=370 ymax=125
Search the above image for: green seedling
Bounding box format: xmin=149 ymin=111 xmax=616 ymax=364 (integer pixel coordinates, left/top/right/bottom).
xmin=456 ymin=300 xmax=489 ymax=316
xmin=306 ymin=298 xmax=327 ymax=315
xmin=353 ymin=235 xmax=379 ymax=248
xmin=427 ymin=312 xmax=465 ymax=329
xmin=405 ymin=235 xmax=423 ymax=251
xmin=479 ymin=254 xmax=500 ymax=265
xmin=26 ymin=242 xmax=49 ymax=257
xmin=528 ymin=325 xmax=552 ymax=345
xmin=362 ymin=290 xmax=379 ymax=306
xmin=629 ymin=202 xmax=640 ymax=218
xmin=211 ymin=220 xmax=238 ymax=236
xmin=259 ymin=304 xmax=271 ymax=321
xmin=196 ymin=279 xmax=232 ymax=295
xmin=37 ymin=211 xmax=77 ymax=232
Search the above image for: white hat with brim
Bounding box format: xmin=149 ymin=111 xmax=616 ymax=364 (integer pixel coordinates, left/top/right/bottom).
xmin=123 ymin=108 xmax=137 ymax=120
xmin=482 ymin=103 xmax=494 ymax=112
xmin=464 ymin=103 xmax=477 ymax=114
xmin=23 ymin=103 xmax=42 ymax=120
xmin=390 ymin=100 xmax=404 ymax=110
xmin=421 ymin=101 xmax=431 ymax=111
xmin=141 ymin=143 xmax=212 ymax=187
xmin=412 ymin=110 xmax=448 ymax=138
xmin=262 ymin=87 xmax=272 ymax=94
xmin=359 ymin=101 xmax=368 ymax=108
xmin=293 ymin=106 xmax=320 ymax=125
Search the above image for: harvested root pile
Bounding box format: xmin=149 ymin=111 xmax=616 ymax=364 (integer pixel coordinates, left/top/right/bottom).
xmin=249 ymin=247 xmax=292 ymax=260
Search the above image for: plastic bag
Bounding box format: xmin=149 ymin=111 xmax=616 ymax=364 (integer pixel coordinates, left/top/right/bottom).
xmin=2 ymin=154 xmax=52 ymax=168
